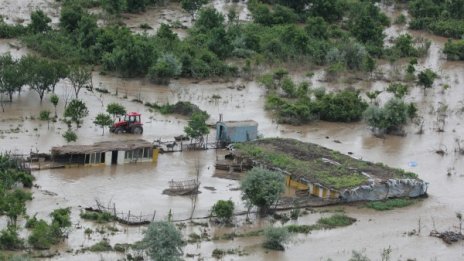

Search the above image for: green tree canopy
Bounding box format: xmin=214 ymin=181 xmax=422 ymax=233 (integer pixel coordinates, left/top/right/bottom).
xmin=240 ymin=167 xmax=284 ymax=215
xmin=181 ymin=0 xmax=209 ymax=19
xmin=94 ymin=113 xmax=113 ymax=135
xmin=106 ymin=102 xmax=126 ymax=117
xmin=64 ymin=99 xmax=89 ymax=126
xmin=184 ymin=112 xmax=209 ymax=140
xmin=211 ymin=200 xmax=234 ymax=223
xmin=141 ymin=221 xmax=185 ymax=261
xmin=68 ymin=65 xmax=92 ymax=98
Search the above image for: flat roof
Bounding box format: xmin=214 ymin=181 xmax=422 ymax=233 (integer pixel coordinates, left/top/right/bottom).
xmin=219 ymin=120 xmax=258 ymax=127
xmin=51 ymin=139 xmax=152 ymax=155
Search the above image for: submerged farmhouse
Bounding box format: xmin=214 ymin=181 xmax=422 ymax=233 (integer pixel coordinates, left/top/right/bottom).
xmin=216 ymin=120 xmax=258 ymax=143
xmin=230 ymin=138 xmax=428 ymax=202
xmin=51 ymin=139 xmax=158 ymax=167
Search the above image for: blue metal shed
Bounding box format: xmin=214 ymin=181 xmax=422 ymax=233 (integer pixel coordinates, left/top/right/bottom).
xmin=216 ymin=120 xmax=258 ymax=143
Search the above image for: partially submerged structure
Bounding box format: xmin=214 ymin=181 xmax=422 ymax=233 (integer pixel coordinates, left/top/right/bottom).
xmin=216 ymin=120 xmax=258 ymax=143
xmin=51 ymin=139 xmax=158 ymax=167
xmin=227 ymin=138 xmax=428 ymax=202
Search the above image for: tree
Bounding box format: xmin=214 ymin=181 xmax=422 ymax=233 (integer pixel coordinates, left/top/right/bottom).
xmin=101 ymin=0 xmax=127 ymax=17
xmin=184 ymin=112 xmax=209 ymax=141
xmin=211 ymin=200 xmax=234 ymax=223
xmin=68 ymin=66 xmax=92 ymax=98
xmin=417 ymin=68 xmax=438 ymax=92
xmin=240 ymin=167 xmax=284 ymax=215
xmin=62 ymin=130 xmax=77 ymax=143
xmin=364 ymin=98 xmax=416 ymax=135
xmin=1 ymin=190 xmax=32 ymax=227
xmin=106 ymin=102 xmax=126 ymax=117
xmin=39 ymin=110 xmax=51 ymax=129
xmin=263 ymin=226 xmax=290 ymax=251
xmin=0 ymin=226 xmax=24 ymax=250
xmin=0 ymin=54 xmax=25 ymax=102
xmin=141 ymin=221 xmax=185 ymax=261
xmin=21 ymin=56 xmax=57 ymax=103
xmin=29 ymin=10 xmax=51 ymax=33
xmin=148 ymin=53 xmax=182 ymax=84
xmin=50 ymin=94 xmax=59 ymax=118
xmin=94 ymin=113 xmax=113 ymax=135
xmin=181 ymin=0 xmax=209 ymax=20
xmin=64 ymin=99 xmax=88 ymax=127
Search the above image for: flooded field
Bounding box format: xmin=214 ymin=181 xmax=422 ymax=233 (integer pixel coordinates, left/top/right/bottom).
xmin=1 ymin=1 xmax=464 ymax=260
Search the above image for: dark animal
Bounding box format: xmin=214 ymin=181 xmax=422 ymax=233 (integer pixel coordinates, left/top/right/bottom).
xmin=166 ymin=142 xmax=177 ymax=151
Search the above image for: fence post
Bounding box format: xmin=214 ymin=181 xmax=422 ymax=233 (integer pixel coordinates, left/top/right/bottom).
xmin=128 ymin=210 xmax=131 ymax=221
xmin=113 ymin=203 xmax=116 ymax=217
xmin=152 ymin=210 xmax=156 ymax=221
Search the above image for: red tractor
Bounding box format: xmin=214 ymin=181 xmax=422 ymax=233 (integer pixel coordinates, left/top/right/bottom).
xmin=110 ymin=112 xmax=143 ymax=134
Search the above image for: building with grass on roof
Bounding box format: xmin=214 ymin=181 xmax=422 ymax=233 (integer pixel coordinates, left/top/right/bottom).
xmin=230 ymin=138 xmax=428 ymax=202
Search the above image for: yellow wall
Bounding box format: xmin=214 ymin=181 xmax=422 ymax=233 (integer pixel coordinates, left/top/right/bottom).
xmin=285 ymin=176 xmax=309 ymax=190
xmin=152 ymin=148 xmax=160 ymax=163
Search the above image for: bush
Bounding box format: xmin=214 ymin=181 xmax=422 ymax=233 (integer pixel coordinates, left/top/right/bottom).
xmin=364 ymin=98 xmax=416 ymax=134
xmin=0 ymin=226 xmax=24 ymax=250
xmin=62 ymin=130 xmax=78 ymax=143
xmin=148 ymin=53 xmax=182 ymax=84
xmin=317 ymin=214 xmax=356 ymax=228
xmin=28 ymin=220 xmax=57 ymax=249
xmin=80 ymin=211 xmax=114 ymax=223
xmin=89 ymin=240 xmax=112 ymax=252
xmin=211 ymin=200 xmax=234 ymax=223
xmin=262 ymin=226 xmax=290 ymax=251
xmin=443 ymin=39 xmax=464 ymax=60
xmin=316 ymin=90 xmax=368 ymax=122
xmin=141 ymin=221 xmax=185 ymax=261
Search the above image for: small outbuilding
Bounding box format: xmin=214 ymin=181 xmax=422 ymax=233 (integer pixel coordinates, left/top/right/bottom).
xmin=51 ymin=139 xmax=158 ymax=167
xmin=216 ymin=120 xmax=258 ymax=143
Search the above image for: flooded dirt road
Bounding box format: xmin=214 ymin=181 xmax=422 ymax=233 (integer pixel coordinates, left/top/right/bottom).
xmin=1 ymin=1 xmax=464 ymax=260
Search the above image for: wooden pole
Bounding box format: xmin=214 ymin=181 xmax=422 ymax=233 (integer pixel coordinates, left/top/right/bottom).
xmin=152 ymin=210 xmax=156 ymax=222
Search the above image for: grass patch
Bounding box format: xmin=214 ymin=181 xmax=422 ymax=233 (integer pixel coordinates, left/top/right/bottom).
xmin=145 ymin=101 xmax=209 ymax=118
xmin=366 ymin=198 xmax=416 ymax=211
xmin=89 ymin=240 xmax=112 ymax=252
xmin=234 ymin=139 xmax=420 ymax=189
xmin=317 ymin=214 xmax=356 ymax=228
xmin=80 ymin=211 xmax=114 ymax=223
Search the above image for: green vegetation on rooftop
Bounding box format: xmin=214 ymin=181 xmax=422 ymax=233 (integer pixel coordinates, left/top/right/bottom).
xmin=234 ymin=138 xmax=418 ymax=189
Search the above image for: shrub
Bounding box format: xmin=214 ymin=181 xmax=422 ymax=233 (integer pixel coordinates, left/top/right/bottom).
xmin=443 ymin=39 xmax=464 ymax=61
xmin=62 ymin=130 xmax=78 ymax=143
xmin=364 ymin=98 xmax=416 ymax=134
xmin=80 ymin=211 xmax=114 ymax=223
xmin=211 ymin=200 xmax=234 ymax=223
xmin=0 ymin=226 xmax=24 ymax=250
xmin=140 ymin=221 xmax=185 ymax=261
xmin=317 ymin=214 xmax=356 ymax=228
xmin=28 ymin=220 xmax=56 ymax=249
xmin=262 ymin=226 xmax=290 ymax=251
xmin=89 ymin=240 xmax=112 ymax=252
xmin=148 ymin=53 xmax=182 ymax=84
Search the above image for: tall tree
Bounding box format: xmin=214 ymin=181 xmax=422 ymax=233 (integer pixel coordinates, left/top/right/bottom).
xmin=101 ymin=0 xmax=127 ymax=17
xmin=21 ymin=56 xmax=57 ymax=103
xmin=68 ymin=66 xmax=92 ymax=98
xmin=0 ymin=54 xmax=25 ymax=102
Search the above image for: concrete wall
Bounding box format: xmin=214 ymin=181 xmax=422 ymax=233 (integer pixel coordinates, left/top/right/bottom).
xmin=117 ymin=151 xmax=125 ymax=165
xmin=339 ymin=179 xmax=428 ymax=201
xmin=105 ymin=151 xmax=112 ymax=166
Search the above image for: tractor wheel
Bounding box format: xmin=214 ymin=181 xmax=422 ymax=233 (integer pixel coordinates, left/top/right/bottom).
xmin=132 ymin=126 xmax=143 ymax=134
xmin=115 ymin=128 xmax=124 ymax=134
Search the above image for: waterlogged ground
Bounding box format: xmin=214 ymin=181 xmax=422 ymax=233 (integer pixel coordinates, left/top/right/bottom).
xmin=0 ymin=1 xmax=464 ymax=260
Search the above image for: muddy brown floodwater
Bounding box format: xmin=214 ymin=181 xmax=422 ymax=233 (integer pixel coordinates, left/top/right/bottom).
xmin=1 ymin=1 xmax=464 ymax=260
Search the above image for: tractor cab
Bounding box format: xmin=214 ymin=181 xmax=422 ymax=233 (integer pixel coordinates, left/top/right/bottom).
xmin=110 ymin=112 xmax=143 ymax=134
